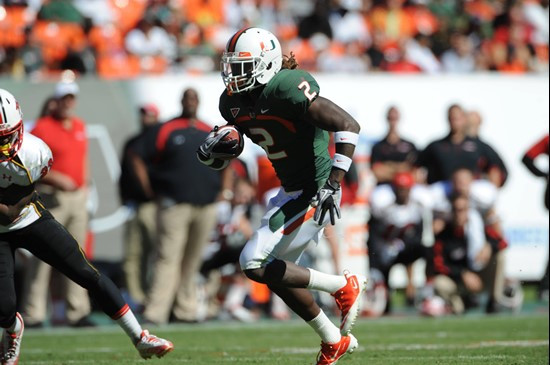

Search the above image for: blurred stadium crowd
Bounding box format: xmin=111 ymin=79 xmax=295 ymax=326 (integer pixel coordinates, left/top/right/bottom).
xmin=0 ymin=0 xmax=549 ymax=78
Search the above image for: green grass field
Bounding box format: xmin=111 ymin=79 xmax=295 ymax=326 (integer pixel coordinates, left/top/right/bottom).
xmin=21 ymin=313 xmax=548 ymax=364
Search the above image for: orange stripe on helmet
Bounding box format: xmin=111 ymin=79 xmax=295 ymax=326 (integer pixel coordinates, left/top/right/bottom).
xmin=227 ymin=27 xmax=251 ymax=53
xmin=0 ymin=96 xmax=5 ymax=125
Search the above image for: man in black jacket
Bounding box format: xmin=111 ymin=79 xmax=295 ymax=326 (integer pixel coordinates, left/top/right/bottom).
xmin=119 ymin=104 xmax=160 ymax=307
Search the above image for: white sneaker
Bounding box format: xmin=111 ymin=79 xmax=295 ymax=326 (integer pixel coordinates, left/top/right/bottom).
xmin=135 ymin=330 xmax=174 ymax=359
xmin=2 ymin=313 xmax=24 ymax=365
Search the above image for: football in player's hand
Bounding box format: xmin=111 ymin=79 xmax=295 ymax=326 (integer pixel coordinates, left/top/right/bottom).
xmin=213 ymin=125 xmax=244 ymax=160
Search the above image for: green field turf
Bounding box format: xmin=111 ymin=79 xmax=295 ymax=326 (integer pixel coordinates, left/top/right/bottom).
xmin=21 ymin=313 xmax=548 ymax=365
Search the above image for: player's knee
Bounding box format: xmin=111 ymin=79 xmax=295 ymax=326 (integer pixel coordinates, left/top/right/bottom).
xmin=0 ymin=298 xmax=17 ymax=328
xmin=243 ymin=260 xmax=287 ymax=285
xmin=243 ymin=268 xmax=265 ymax=283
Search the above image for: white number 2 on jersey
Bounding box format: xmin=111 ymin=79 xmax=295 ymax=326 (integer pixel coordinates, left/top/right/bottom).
xmin=249 ymin=128 xmax=288 ymax=160
xmin=298 ymin=81 xmax=317 ymax=101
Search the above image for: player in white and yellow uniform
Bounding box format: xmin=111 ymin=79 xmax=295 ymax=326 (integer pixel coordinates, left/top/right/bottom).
xmin=0 ymin=133 xmax=52 ymax=231
xmin=0 ymin=89 xmax=173 ymax=364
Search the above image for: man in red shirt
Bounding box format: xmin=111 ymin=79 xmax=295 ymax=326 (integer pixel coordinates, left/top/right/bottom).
xmin=23 ymin=80 xmax=94 ymax=327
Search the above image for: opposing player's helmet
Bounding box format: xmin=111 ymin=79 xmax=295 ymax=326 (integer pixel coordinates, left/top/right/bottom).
xmin=0 ymin=89 xmax=24 ymax=161
xmin=221 ymin=27 xmax=282 ymax=94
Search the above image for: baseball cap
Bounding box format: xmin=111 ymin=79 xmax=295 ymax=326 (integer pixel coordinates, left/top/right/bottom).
xmin=139 ymin=103 xmax=159 ymax=117
xmin=392 ymin=171 xmax=415 ymax=189
xmin=54 ymin=81 xmax=79 ymax=98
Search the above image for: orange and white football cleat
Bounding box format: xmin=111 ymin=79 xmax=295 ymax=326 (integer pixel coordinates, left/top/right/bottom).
xmin=2 ymin=312 xmax=24 ymax=365
xmin=135 ymin=330 xmax=174 ymax=359
xmin=316 ymin=334 xmax=358 ymax=365
xmin=332 ymin=271 xmax=367 ymax=335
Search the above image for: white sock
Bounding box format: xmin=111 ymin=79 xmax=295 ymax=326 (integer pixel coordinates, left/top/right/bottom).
xmin=112 ymin=305 xmax=142 ymax=344
xmin=7 ymin=313 xmax=23 ymax=334
xmin=307 ymin=310 xmax=341 ymax=344
xmin=306 ymin=268 xmax=347 ymax=294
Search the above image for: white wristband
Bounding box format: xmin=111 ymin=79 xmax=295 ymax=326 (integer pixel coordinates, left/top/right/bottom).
xmin=334 ymin=131 xmax=359 ymax=146
xmin=333 ymin=153 xmax=352 ymax=172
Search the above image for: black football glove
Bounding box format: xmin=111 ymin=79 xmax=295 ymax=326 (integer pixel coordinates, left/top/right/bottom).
xmin=197 ymin=126 xmax=239 ymax=160
xmin=311 ymin=180 xmax=342 ymax=225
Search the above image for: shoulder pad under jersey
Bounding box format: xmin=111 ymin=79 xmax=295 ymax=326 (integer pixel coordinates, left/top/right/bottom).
xmin=17 ymin=133 xmax=53 ymax=183
xmin=263 ymin=69 xmax=320 ymax=117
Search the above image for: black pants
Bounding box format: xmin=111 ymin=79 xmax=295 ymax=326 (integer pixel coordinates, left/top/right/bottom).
xmin=0 ymin=210 xmax=125 ymax=328
xmin=200 ymin=245 xmax=243 ymax=277
xmin=368 ymin=235 xmax=428 ymax=283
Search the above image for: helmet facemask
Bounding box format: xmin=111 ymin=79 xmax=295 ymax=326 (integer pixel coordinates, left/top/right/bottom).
xmin=0 ymin=89 xmax=25 ymax=162
xmin=0 ymin=123 xmax=23 ymax=162
xmin=221 ymin=52 xmax=268 ymax=94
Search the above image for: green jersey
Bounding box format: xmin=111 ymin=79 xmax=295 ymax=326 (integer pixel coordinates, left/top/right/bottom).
xmin=219 ymin=69 xmax=331 ymax=193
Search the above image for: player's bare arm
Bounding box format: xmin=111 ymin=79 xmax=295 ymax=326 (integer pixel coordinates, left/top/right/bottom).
xmin=128 ymin=150 xmax=155 ymax=200
xmin=0 ymin=184 xmax=35 ymax=225
xmin=305 ymin=96 xmax=360 ymax=133
xmin=305 ymin=96 xmax=360 ymax=224
xmin=305 ymin=96 xmax=360 ymax=184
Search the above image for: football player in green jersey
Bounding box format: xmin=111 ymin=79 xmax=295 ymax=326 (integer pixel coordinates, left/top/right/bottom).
xmin=197 ymin=28 xmax=366 ymax=365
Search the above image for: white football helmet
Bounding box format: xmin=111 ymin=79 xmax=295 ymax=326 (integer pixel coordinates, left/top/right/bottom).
xmin=0 ymin=89 xmax=24 ymax=161
xmin=221 ymin=27 xmax=282 ymax=94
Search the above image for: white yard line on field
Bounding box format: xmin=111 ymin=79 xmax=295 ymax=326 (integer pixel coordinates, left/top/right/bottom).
xmin=24 ymin=361 xmax=192 ymax=365
xmin=271 ymin=339 xmax=548 ymax=354
xmin=25 ymin=347 xmax=119 ymax=354
xmin=370 ymin=339 xmax=549 ymax=351
xmin=471 ymin=340 xmax=549 ymax=348
xmin=23 ymin=319 xmax=309 ymax=338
